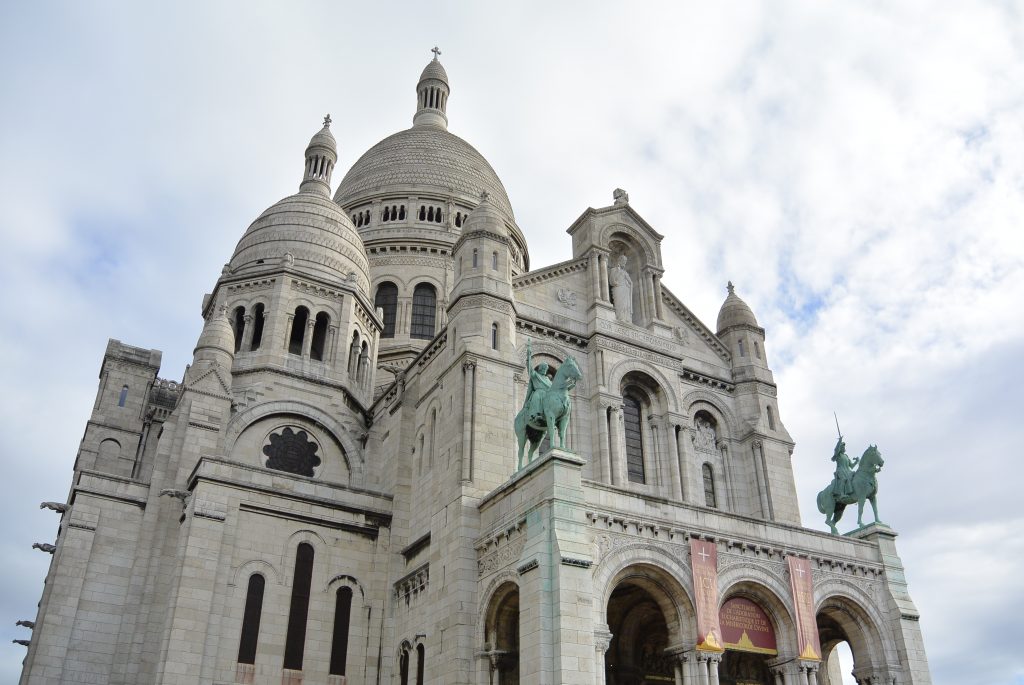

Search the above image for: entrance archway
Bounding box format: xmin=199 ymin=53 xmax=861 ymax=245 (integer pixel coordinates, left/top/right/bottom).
xmin=483 ymin=582 xmax=519 ymax=685
xmin=718 ymin=597 xmax=777 ymax=685
xmin=606 ymin=582 xmax=673 ymax=684
xmin=816 ymin=595 xmax=886 ymax=685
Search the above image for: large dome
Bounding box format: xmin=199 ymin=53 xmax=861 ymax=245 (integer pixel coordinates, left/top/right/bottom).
xmin=333 ymin=125 xmax=516 ymax=222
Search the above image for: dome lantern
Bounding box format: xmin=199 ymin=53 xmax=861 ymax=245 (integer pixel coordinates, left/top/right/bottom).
xmin=300 ymin=114 xmax=337 ymax=196
xmin=414 ymin=47 xmax=450 ymax=129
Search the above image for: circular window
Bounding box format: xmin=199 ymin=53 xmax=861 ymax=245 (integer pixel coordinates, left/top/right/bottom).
xmin=262 ymin=426 xmax=322 ymax=477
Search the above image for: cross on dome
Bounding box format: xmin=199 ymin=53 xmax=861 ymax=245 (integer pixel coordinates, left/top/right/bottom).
xmin=431 ymin=46 xmax=442 ymax=60
xmin=727 ymin=281 xmax=735 ymax=295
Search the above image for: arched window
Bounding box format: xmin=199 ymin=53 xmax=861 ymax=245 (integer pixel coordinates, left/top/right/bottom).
xmin=232 ymin=306 xmax=246 ymax=352
xmin=329 ymin=586 xmax=353 ymax=676
xmin=455 ymin=212 xmax=463 ymax=228
xmin=419 ymin=206 xmax=426 ymax=221
xmin=400 ymin=648 xmax=410 ymax=685
xmin=416 ymin=643 xmax=425 ymax=684
xmin=283 ymin=543 xmax=314 ymax=670
xmin=311 ymin=312 xmax=329 ymax=361
xmin=753 ymin=340 xmax=761 ymax=359
xmin=411 ymin=284 xmax=437 ymax=340
xmin=703 ymin=463 xmax=717 ymax=508
xmin=383 ymin=206 xmax=391 ymax=222
xmin=399 ymin=205 xmax=406 ymax=220
xmin=472 ymin=248 xmax=479 ymax=268
xmin=237 ymin=574 xmax=265 ymax=665
xmin=427 ymin=206 xmax=435 ymax=222
xmin=623 ymin=394 xmax=646 ymax=484
xmin=738 ymin=338 xmax=746 ymax=357
xmin=99 ymin=438 xmax=121 ymax=461
xmin=118 ymin=385 xmax=129 ymax=407
xmin=429 ymin=409 xmax=437 ymax=468
xmin=492 ymin=251 xmax=498 ymax=270
xmin=375 ymin=282 xmax=398 ymax=338
xmin=491 ymin=323 xmax=498 ymax=350
xmin=434 ymin=207 xmax=442 ymax=223
xmin=766 ymin=405 xmax=776 ymax=431
xmin=250 ymin=303 xmax=265 ymax=351
xmin=288 ymin=306 xmax=309 ymax=355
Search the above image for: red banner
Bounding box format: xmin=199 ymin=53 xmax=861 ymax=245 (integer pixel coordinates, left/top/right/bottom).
xmin=719 ymin=597 xmax=777 ymax=654
xmin=786 ymin=556 xmax=822 ymax=661
xmin=689 ymin=539 xmax=723 ymax=652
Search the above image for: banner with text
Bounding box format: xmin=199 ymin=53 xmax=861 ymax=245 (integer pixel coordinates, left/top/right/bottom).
xmin=786 ymin=556 xmax=822 ymax=661
xmin=689 ymin=539 xmax=723 ymax=652
xmin=719 ymin=597 xmax=777 ymax=654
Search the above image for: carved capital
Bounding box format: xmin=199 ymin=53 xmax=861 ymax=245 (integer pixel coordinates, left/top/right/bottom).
xmin=593 ymin=628 xmax=613 ymax=653
xmin=463 ymin=360 xmax=477 ymax=372
xmin=752 ymin=439 xmax=763 ymax=449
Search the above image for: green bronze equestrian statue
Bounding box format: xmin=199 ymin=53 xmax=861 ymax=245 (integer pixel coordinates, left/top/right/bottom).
xmin=514 ymin=340 xmax=581 ymax=469
xmin=817 ymin=434 xmax=885 ymax=534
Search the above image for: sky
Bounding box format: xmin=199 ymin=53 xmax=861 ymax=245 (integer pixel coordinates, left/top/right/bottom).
xmin=1 ymin=2 xmax=1022 ymax=683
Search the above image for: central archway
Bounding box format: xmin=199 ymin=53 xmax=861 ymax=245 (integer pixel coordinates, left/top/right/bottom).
xmin=606 ymin=582 xmax=673 ymax=684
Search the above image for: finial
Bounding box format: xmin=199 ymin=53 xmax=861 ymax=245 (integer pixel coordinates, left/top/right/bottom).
xmin=480 ymin=190 xmax=490 ymax=202
xmin=727 ymin=281 xmax=735 ymax=295
xmin=323 ymin=113 xmax=332 ymax=128
xmin=431 ymin=46 xmax=442 ymax=60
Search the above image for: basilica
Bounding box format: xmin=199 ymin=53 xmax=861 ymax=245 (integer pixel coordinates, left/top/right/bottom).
xmin=19 ymin=53 xmax=930 ymax=685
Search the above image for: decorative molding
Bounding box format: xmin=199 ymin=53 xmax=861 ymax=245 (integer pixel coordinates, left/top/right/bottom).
xmin=681 ymin=368 xmax=734 ymax=392
xmin=560 ymin=556 xmax=593 ymax=569
xmin=226 ymin=278 xmax=276 ymax=294
xmin=517 ymin=559 xmax=538 ymax=575
xmin=557 ymin=288 xmax=578 ymax=309
xmin=394 ymin=563 xmax=429 ymax=604
xmin=515 ymin=319 xmax=587 ymax=348
xmin=513 ymin=257 xmax=588 ymax=288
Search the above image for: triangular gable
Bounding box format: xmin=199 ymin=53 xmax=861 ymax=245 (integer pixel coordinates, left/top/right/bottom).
xmin=660 ymin=285 xmax=731 ymax=363
xmin=566 ymin=204 xmax=665 ymax=243
xmin=185 ymin=365 xmax=232 ymax=398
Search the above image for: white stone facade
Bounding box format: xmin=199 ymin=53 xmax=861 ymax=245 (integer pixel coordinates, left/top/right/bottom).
xmin=19 ymin=55 xmax=930 ymax=685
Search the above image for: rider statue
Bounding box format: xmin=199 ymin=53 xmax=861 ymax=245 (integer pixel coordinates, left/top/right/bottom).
xmin=831 ymin=436 xmax=859 ymax=499
xmin=523 ymin=340 xmax=551 ymax=416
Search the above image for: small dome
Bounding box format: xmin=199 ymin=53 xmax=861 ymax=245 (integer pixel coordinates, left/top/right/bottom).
xmin=462 ymin=191 xmax=506 ymax=237
xmin=194 ymin=307 xmax=235 ymax=362
xmin=229 ymin=192 xmax=370 ymax=293
xmin=306 ymin=120 xmax=336 ymax=150
xmin=717 ymin=282 xmax=759 ymax=332
xmin=419 ymin=58 xmax=449 ymax=84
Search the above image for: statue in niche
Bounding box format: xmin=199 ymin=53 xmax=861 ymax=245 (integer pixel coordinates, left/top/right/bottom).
xmin=263 ymin=427 xmax=322 ymax=477
xmin=609 ymin=255 xmax=634 ymax=323
xmin=693 ymin=416 xmax=717 ymax=452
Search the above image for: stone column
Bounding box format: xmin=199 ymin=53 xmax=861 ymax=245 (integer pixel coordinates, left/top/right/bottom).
xmin=707 ymin=652 xmax=722 ymax=685
xmin=284 ymin=313 xmax=295 ymax=350
xmin=643 ymin=269 xmax=657 ymax=321
xmin=799 ymin=662 xmax=818 ymax=685
xmin=590 ymin=251 xmax=602 ymax=303
xmin=663 ymin=420 xmax=683 ymax=500
xmin=241 ymin=313 xmax=255 ymax=351
xmin=609 ymin=405 xmax=628 ymax=486
xmin=769 ymin=664 xmax=786 ymax=685
xmin=599 ymin=253 xmax=610 ymax=301
xmin=326 ymin=325 xmax=337 ymax=366
xmin=751 ymin=440 xmax=771 ymax=518
xmin=694 ymin=651 xmax=710 ymax=685
xmin=594 ymin=628 xmax=612 ymax=685
xmin=597 ymin=402 xmax=613 ymax=484
xmin=461 ymin=361 xmax=476 ymax=483
xmin=678 ymin=427 xmax=701 ymax=503
xmin=301 ymin=318 xmax=315 ymax=359
xmin=654 ymin=274 xmax=665 ymax=319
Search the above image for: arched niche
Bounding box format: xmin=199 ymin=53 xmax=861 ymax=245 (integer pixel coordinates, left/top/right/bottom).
xmin=815 ymin=585 xmax=892 ymax=683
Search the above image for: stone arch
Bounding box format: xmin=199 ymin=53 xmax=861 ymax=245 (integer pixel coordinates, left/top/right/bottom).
xmin=607 ymin=358 xmax=679 ymax=413
xmin=325 ymin=573 xmax=366 ymax=600
xmin=718 ymin=565 xmax=799 ymax=657
xmin=225 ymin=399 xmax=364 ymax=474
xmin=592 ymin=542 xmax=696 ymax=644
xmin=280 ymin=529 xmax=329 ymax=586
xmin=231 ymin=558 xmax=282 ymax=588
xmin=681 ymin=389 xmax=739 ymax=437
xmin=600 ymin=223 xmax=658 ymax=266
xmin=814 ymin=580 xmax=894 ymax=673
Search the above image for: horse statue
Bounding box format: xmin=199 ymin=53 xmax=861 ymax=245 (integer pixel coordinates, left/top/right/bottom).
xmin=514 ymin=356 xmax=582 ymax=469
xmin=816 ymin=444 xmax=884 ymax=534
